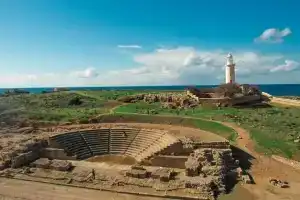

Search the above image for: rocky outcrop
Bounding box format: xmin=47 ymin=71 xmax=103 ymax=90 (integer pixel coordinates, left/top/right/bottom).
xmin=1 ymin=138 xmax=48 ymax=169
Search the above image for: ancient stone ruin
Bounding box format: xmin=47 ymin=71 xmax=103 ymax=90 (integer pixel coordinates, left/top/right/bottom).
xmin=117 ymin=83 xmax=270 ymax=108
xmin=0 ymin=127 xmax=244 ymax=199
xmin=184 ymin=148 xmax=235 ymax=195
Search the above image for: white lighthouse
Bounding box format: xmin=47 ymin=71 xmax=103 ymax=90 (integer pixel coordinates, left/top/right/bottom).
xmin=225 ymin=53 xmax=236 ymax=84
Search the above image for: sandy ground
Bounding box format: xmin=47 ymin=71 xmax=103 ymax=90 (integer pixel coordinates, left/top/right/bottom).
xmin=1 ymin=121 xmax=300 ymax=199
xmin=271 ymin=97 xmax=300 ymax=107
xmin=0 ymin=178 xmax=167 ymax=200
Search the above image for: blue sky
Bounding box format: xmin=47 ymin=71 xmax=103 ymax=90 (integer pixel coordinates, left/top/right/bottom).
xmin=0 ymin=0 xmax=299 ymax=87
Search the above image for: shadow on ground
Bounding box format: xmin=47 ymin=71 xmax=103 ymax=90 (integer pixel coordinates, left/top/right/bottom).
xmin=225 ymin=145 xmax=256 ymax=194
xmin=233 ymin=102 xmax=273 ymax=109
xmin=231 ymin=145 xmax=255 ymax=170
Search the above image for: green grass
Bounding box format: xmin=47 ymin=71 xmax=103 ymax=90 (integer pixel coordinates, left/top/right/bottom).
xmin=115 ymin=101 xmax=300 ymax=159
xmin=114 ymin=101 xmax=237 ymax=118
xmin=0 ymin=92 xmax=121 ymax=123
xmin=93 ymin=113 xmax=236 ymax=141
xmin=2 ymin=90 xmax=300 ymax=160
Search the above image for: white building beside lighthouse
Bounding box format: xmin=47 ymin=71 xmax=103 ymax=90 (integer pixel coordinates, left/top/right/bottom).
xmin=225 ymin=53 xmax=236 ymax=84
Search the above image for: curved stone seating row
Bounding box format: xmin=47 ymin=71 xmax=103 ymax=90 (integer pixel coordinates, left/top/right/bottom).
xmin=50 ymin=128 xmax=178 ymax=162
xmin=124 ymin=129 xmax=163 ymax=157
xmin=51 ymin=132 xmax=92 ymax=160
xmin=109 ymin=128 xmax=140 ymax=154
xmin=135 ymin=133 xmax=178 ymax=161
xmin=81 ymin=129 xmax=109 ymax=156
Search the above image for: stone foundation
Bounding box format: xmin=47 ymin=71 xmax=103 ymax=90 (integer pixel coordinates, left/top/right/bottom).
xmin=50 ymin=159 xmax=72 ymax=171
xmin=125 ymin=168 xmax=149 ymax=179
xmin=31 ymin=158 xmax=51 ymax=169
xmin=151 ymin=168 xmax=173 ymax=182
xmin=30 ymin=158 xmax=72 ymax=171
xmin=147 ymin=155 xmax=188 ymax=169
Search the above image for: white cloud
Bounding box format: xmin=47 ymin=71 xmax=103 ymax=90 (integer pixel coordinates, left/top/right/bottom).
xmin=270 ymin=60 xmax=299 ymax=72
xmin=117 ymin=45 xmax=142 ymax=49
xmin=72 ymin=67 xmax=99 ymax=78
xmin=255 ymin=28 xmax=292 ymax=43
xmin=0 ymin=47 xmax=299 ymax=88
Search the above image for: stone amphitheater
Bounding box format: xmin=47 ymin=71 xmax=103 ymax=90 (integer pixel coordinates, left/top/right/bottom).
xmin=0 ymin=123 xmax=242 ymax=200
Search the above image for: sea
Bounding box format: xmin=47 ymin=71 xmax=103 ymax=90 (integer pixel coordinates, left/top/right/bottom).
xmin=0 ymin=84 xmax=300 ymax=96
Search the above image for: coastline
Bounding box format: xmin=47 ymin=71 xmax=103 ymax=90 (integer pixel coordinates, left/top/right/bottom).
xmin=1 ymin=84 xmax=300 ymax=96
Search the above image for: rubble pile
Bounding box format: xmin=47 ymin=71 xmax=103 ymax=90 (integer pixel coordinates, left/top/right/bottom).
xmin=0 ymin=138 xmax=48 ymax=170
xmin=144 ymin=93 xmax=198 ymax=109
xmin=180 ymin=137 xmax=195 ymax=151
xmin=186 ymin=83 xmax=268 ymax=107
xmin=184 ymin=148 xmax=235 ymax=195
xmin=118 ymin=92 xmax=198 ymax=109
xmin=269 ymin=178 xmax=289 ymax=188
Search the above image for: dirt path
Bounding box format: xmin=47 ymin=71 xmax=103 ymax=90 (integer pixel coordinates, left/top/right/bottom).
xmin=219 ymin=121 xmax=300 ymax=200
xmin=0 ymin=178 xmax=165 ymax=200
xmin=219 ymin=122 xmax=257 ymax=157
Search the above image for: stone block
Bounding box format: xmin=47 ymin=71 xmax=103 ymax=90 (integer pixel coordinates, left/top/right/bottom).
xmin=30 ymin=158 xmax=51 ymax=169
xmin=131 ymin=165 xmax=145 ymax=170
xmin=50 ymin=160 xmax=72 ymax=171
xmin=126 ymin=169 xmax=148 ymax=179
xmin=185 ymin=158 xmax=201 ymax=177
xmin=151 ymin=168 xmax=173 ymax=182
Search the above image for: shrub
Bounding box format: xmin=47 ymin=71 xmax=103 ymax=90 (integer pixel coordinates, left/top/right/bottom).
xmin=68 ymin=96 xmax=83 ymax=106
xmin=117 ymin=95 xmax=137 ymax=103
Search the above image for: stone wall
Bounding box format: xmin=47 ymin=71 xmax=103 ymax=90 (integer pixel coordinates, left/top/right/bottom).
xmin=158 ymin=142 xmax=188 ymax=155
xmin=3 ymin=139 xmax=49 ymax=169
xmin=11 ymin=151 xmax=39 ymax=168
xmin=40 ymin=148 xmax=77 ymax=160
xmin=184 ymin=148 xmax=235 ymax=194
xmin=48 ymin=139 xmax=64 ymax=149
xmin=194 ymin=141 xmax=230 ymax=149
xmin=198 ymin=98 xmax=229 ymax=105
xmin=230 ymin=95 xmax=261 ymax=105
xmin=147 ymin=155 xmax=188 ymax=169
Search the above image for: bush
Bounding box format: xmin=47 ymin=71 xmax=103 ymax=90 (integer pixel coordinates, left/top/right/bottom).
xmin=68 ymin=96 xmax=83 ymax=106
xmin=117 ymin=95 xmax=137 ymax=103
